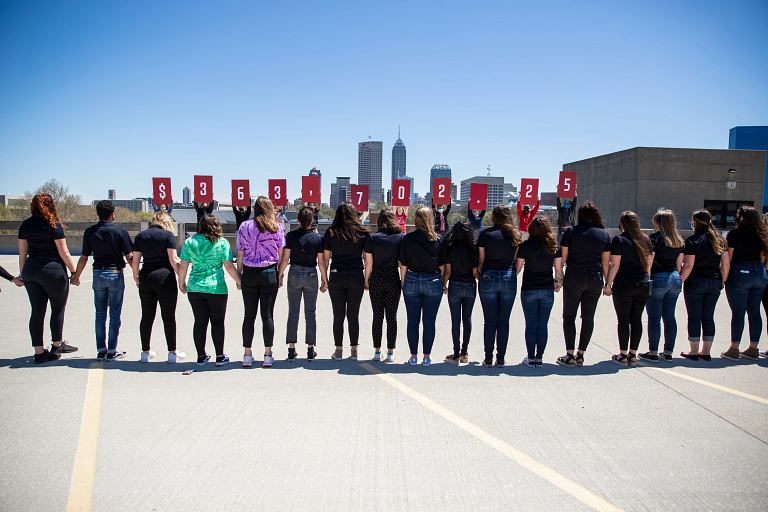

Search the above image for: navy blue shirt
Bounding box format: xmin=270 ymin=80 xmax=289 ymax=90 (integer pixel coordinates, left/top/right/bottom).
xmin=399 ymin=229 xmax=443 ymax=274
xmin=82 ymin=221 xmax=133 ymax=269
xmin=285 ymin=228 xmax=323 ymax=268
xmin=133 ymin=225 xmax=177 ymax=272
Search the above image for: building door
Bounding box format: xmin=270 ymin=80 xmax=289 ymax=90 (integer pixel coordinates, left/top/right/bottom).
xmin=703 ymin=200 xmax=754 ymax=229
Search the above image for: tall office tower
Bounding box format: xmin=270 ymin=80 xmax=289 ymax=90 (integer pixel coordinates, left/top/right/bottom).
xmin=330 ymin=177 xmax=352 ymax=209
xmin=730 ymin=126 xmax=768 ymax=211
xmin=401 ymin=175 xmax=416 ymax=203
xmin=429 ymin=164 xmax=452 ymax=198
xmin=182 ymin=186 xmax=191 ymax=205
xmin=359 ymin=140 xmax=384 ymax=202
xmin=391 ymin=129 xmax=406 ymax=184
xmin=108 ymin=190 xmax=117 ymax=200
xmin=459 ymin=176 xmax=505 ymax=207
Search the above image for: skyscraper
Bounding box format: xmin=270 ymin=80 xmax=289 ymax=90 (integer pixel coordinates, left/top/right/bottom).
xmin=108 ymin=189 xmax=116 ymax=200
xmin=330 ymin=177 xmax=351 ymax=209
xmin=182 ymin=186 xmax=191 ymax=205
xmin=429 ymin=164 xmax=452 ymax=197
xmin=358 ymin=140 xmax=383 ymax=202
xmin=730 ymin=126 xmax=768 ymax=211
xmin=391 ymin=129 xmax=406 ymax=184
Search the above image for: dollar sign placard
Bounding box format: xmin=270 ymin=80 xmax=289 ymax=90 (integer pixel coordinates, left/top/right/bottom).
xmin=153 ymin=177 xmax=172 ymax=205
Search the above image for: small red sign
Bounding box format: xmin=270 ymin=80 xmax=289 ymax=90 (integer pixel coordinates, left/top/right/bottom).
xmin=302 ymin=175 xmax=321 ymax=204
xmin=558 ymin=171 xmax=577 ymax=198
xmin=268 ymin=179 xmax=287 ymax=206
xmin=351 ymin=185 xmax=369 ymax=212
xmin=194 ymin=175 xmax=213 ymax=203
xmin=153 ymin=177 xmax=172 ymax=205
xmin=519 ymin=178 xmax=539 ymax=206
xmin=432 ymin=178 xmax=451 ymax=204
xmin=231 ymin=180 xmax=250 ymax=208
xmin=391 ymin=179 xmax=411 ymax=207
xmin=469 ymin=183 xmax=488 ymax=210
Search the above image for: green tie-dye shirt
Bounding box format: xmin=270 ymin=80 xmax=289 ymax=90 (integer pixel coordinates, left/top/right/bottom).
xmin=179 ymin=235 xmax=233 ymax=294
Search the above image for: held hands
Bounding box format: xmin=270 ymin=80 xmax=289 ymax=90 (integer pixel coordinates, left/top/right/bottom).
xmin=320 ymin=279 xmax=328 ymax=293
xmin=443 ymin=285 xmax=448 ymax=295
xmin=554 ymin=282 xmax=562 ymax=292
xmin=602 ymin=285 xmax=612 ymax=296
xmin=134 ymin=277 xmax=140 ymax=288
xmin=279 ymin=274 xmax=284 ymax=289
xmin=69 ymin=275 xmax=80 ymax=286
xmin=12 ymin=277 xmax=23 ymax=287
xmin=180 ymin=281 xmax=187 ymax=294
xmin=364 ymin=279 xmax=369 ymax=291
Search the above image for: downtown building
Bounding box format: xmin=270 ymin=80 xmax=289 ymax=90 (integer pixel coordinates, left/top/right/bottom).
xmin=359 ymin=141 xmax=384 ymax=202
xmin=730 ymin=126 xmax=768 ymax=211
xmin=391 ymin=133 xmax=415 ymax=203
xmin=330 ymin=177 xmax=352 ymax=209
xmin=459 ymin=176 xmax=506 ymax=208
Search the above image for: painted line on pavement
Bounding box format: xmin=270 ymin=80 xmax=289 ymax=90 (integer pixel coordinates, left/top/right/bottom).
xmin=647 ymin=367 xmax=768 ymax=406
xmin=360 ymin=363 xmax=624 ymax=512
xmin=66 ymin=362 xmax=105 ymax=512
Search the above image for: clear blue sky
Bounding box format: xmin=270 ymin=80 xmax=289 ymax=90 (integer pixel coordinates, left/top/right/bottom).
xmin=1 ymin=0 xmax=767 ymax=204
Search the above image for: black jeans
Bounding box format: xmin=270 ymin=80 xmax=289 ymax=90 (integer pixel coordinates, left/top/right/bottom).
xmin=561 ymin=267 xmax=603 ymax=352
xmin=188 ymin=292 xmax=228 ymax=358
xmin=21 ymin=256 xmax=69 ymax=347
xmin=611 ymin=280 xmax=651 ymax=352
xmin=241 ymin=265 xmax=279 ymax=348
xmin=368 ymin=267 xmax=401 ymax=350
xmin=328 ymin=270 xmax=365 ymax=347
xmin=139 ymin=267 xmax=178 ymax=352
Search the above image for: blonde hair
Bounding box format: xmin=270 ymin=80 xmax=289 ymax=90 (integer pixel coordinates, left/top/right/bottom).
xmin=151 ymin=211 xmax=174 ymax=232
xmin=252 ymin=196 xmax=278 ymax=233
xmin=491 ymin=205 xmax=522 ymax=246
xmin=652 ymin=208 xmax=683 ymax=249
xmin=692 ymin=209 xmax=726 ymax=255
xmin=619 ymin=211 xmax=652 ymax=272
xmin=414 ymin=206 xmax=439 ymax=241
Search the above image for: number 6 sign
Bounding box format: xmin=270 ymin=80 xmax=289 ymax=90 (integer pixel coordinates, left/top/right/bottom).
xmin=268 ymin=179 xmax=287 ymax=206
xmin=519 ymin=178 xmax=539 ymax=206
xmin=558 ymin=171 xmax=577 ymax=198
xmin=391 ymin=179 xmax=411 ymax=207
xmin=194 ymin=175 xmax=213 ymax=202
xmin=351 ymin=185 xmax=368 ymax=212
xmin=231 ymin=180 xmax=250 ymax=207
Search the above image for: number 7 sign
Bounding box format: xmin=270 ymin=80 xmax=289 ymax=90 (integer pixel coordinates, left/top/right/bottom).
xmin=519 ymin=178 xmax=539 ymax=206
xmin=269 ymin=179 xmax=287 ymax=206
xmin=351 ymin=185 xmax=368 ymax=212
xmin=558 ymin=171 xmax=577 ymax=198
xmin=231 ymin=180 xmax=250 ymax=207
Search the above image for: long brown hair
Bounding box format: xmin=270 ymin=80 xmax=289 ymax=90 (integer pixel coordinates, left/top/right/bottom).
xmin=414 ymin=206 xmax=439 ymax=241
xmin=737 ymin=205 xmax=768 ymax=255
xmin=491 ymin=205 xmax=522 ymax=245
xmin=619 ymin=211 xmax=652 ymax=271
xmin=31 ymin=193 xmax=60 ymax=228
xmin=377 ymin=208 xmax=403 ymax=234
xmin=252 ymin=196 xmax=278 ymax=233
xmin=577 ymin=202 xmax=605 ymax=228
xmin=692 ymin=209 xmax=726 ymax=255
xmin=328 ymin=202 xmax=369 ymax=244
xmin=527 ymin=217 xmax=557 ymax=254
xmin=652 ymin=208 xmax=683 ymax=249
xmin=198 ymin=214 xmax=223 ymax=243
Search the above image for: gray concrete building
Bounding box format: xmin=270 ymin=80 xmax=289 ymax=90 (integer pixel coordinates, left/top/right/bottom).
xmin=330 ymin=177 xmax=351 ymax=209
xmin=459 ymin=176 xmax=505 ymax=207
xmin=358 ymin=141 xmax=383 ymax=202
xmin=564 ymin=147 xmax=767 ymax=229
xmin=391 ymin=131 xmax=406 ymax=184
xmin=92 ymin=197 xmax=151 ymax=213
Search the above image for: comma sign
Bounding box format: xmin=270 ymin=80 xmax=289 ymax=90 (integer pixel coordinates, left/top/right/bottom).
xmin=153 ymin=177 xmax=172 ymax=205
xmin=269 ymin=179 xmax=287 ymax=206
xmin=231 ymin=180 xmax=250 ymax=207
xmin=302 ymin=175 xmax=321 ymax=204
xmin=432 ymin=178 xmax=451 ymax=204
xmin=469 ymin=183 xmax=488 ymax=210
xmin=558 ymin=171 xmax=577 ymax=198
xmin=391 ymin=179 xmax=411 ymax=207
xmin=194 ymin=175 xmax=213 ymax=202
xmin=520 ymin=178 xmax=539 ymax=206
xmin=351 ymin=185 xmax=368 ymax=212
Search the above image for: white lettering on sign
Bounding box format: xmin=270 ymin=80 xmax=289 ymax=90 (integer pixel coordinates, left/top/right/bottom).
xmin=563 ymin=178 xmax=571 ymax=191
xmin=158 ymin=183 xmax=166 ymax=200
xmin=398 ymin=186 xmax=405 ymax=200
xmin=200 ymin=182 xmax=207 ymax=196
xmin=438 ymin=184 xmax=445 ymax=197
xmin=274 ymin=186 xmax=281 ymax=199
xmin=357 ymin=191 xmax=363 ymax=204
xmin=526 ymin=184 xmax=533 ymax=197
xmin=237 ymin=187 xmax=244 ymax=200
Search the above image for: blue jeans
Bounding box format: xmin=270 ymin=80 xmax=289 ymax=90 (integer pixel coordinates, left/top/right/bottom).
xmin=645 ymin=271 xmax=682 ymax=353
xmin=478 ymin=269 xmax=517 ymax=362
xmin=725 ymin=262 xmax=768 ymax=343
xmin=93 ymin=268 xmax=126 ymax=352
xmin=447 ymin=281 xmax=476 ymax=357
xmin=402 ymin=271 xmax=443 ymax=355
xmin=683 ymin=275 xmax=722 ymax=342
xmin=520 ymin=289 xmax=555 ymax=360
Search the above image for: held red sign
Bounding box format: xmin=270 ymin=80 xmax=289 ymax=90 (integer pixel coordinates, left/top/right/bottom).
xmin=268 ymin=179 xmax=287 ymax=206
xmin=519 ymin=178 xmax=539 ymax=206
xmin=194 ymin=175 xmax=213 ymax=203
xmin=432 ymin=178 xmax=451 ymax=204
xmin=231 ymin=180 xmax=250 ymax=208
xmin=391 ymin=179 xmax=411 ymax=207
xmin=302 ymin=175 xmax=321 ymax=204
xmin=469 ymin=183 xmax=488 ymax=210
xmin=558 ymin=171 xmax=577 ymax=198
xmin=351 ymin=185 xmax=369 ymax=212
xmin=153 ymin=177 xmax=172 ymax=205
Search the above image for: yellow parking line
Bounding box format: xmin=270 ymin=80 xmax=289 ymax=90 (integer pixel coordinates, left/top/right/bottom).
xmin=359 ymin=363 xmax=624 ymax=512
xmin=66 ymin=362 xmax=105 ymax=512
xmin=648 ymin=367 xmax=768 ymax=406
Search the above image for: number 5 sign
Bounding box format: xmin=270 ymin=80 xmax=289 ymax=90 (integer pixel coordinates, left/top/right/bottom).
xmin=231 ymin=180 xmax=250 ymax=207
xmin=153 ymin=177 xmax=172 ymax=205
xmin=351 ymin=185 xmax=369 ymax=212
xmin=519 ymin=178 xmax=539 ymax=206
xmin=194 ymin=175 xmax=213 ymax=202
xmin=432 ymin=178 xmax=451 ymax=204
xmin=269 ymin=179 xmax=287 ymax=206
xmin=391 ymin=179 xmax=411 ymax=207
xmin=558 ymin=171 xmax=577 ymax=198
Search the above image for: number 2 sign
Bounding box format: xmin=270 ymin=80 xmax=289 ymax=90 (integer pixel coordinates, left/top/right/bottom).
xmin=194 ymin=175 xmax=213 ymax=202
xmin=558 ymin=171 xmax=577 ymax=198
xmin=268 ymin=179 xmax=287 ymax=206
xmin=153 ymin=177 xmax=172 ymax=205
xmin=351 ymin=185 xmax=369 ymax=212
xmin=231 ymin=180 xmax=250 ymax=207
xmin=519 ymin=178 xmax=539 ymax=206
xmin=432 ymin=178 xmax=451 ymax=204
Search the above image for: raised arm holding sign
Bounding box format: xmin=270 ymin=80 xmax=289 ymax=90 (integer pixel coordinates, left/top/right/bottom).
xmin=519 ymin=178 xmax=539 ymax=206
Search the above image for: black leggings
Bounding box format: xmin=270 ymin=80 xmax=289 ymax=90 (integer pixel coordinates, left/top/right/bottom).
xmin=368 ymin=267 xmax=401 ymax=350
xmin=188 ymin=292 xmax=228 ymax=358
xmin=241 ymin=265 xmax=279 ymax=348
xmin=139 ymin=267 xmax=178 ymax=352
xmin=328 ymin=270 xmax=365 ymax=346
xmin=612 ymin=281 xmax=650 ymax=352
xmin=562 ymin=269 xmax=603 ymax=352
xmin=21 ymin=257 xmax=69 ymax=347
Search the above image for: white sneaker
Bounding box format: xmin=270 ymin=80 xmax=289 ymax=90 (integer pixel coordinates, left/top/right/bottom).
xmin=167 ymin=351 xmax=186 ymax=363
xmin=522 ymin=357 xmax=535 ymax=368
xmin=243 ymin=354 xmax=255 ymax=367
xmin=760 ymin=349 xmax=768 ymax=358
xmin=372 ymin=351 xmax=382 ymax=361
xmin=140 ymin=350 xmax=156 ymax=363
xmin=385 ymin=352 xmax=396 ymax=363
xmin=263 ymin=354 xmax=275 ymax=368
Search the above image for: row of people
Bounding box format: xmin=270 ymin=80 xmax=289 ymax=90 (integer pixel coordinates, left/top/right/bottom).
xmin=9 ymin=193 xmax=768 ymax=368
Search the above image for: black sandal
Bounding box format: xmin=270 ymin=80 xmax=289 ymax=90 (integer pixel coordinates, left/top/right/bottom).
xmin=627 ymin=352 xmax=638 ymax=366
xmin=611 ymin=353 xmax=628 ymax=366
xmin=556 ymin=353 xmax=575 ymax=368
xmin=574 ymin=352 xmax=584 ymax=367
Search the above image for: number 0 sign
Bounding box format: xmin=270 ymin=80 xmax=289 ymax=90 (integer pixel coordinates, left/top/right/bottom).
xmin=351 ymin=185 xmax=368 ymax=212
xmin=153 ymin=177 xmax=172 ymax=205
xmin=519 ymin=178 xmax=539 ymax=206
xmin=558 ymin=171 xmax=577 ymax=198
xmin=231 ymin=180 xmax=250 ymax=207
xmin=302 ymin=175 xmax=321 ymax=204
xmin=432 ymin=178 xmax=451 ymax=204
xmin=268 ymin=179 xmax=287 ymax=206
xmin=194 ymin=175 xmax=213 ymax=202
xmin=391 ymin=179 xmax=411 ymax=207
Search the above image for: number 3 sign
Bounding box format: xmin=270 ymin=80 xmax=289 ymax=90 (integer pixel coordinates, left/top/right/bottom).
xmin=519 ymin=178 xmax=539 ymax=206
xmin=194 ymin=175 xmax=213 ymax=202
xmin=269 ymin=179 xmax=287 ymax=206
xmin=231 ymin=180 xmax=250 ymax=207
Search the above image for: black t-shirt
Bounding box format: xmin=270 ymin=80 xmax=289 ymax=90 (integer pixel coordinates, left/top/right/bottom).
xmin=611 ymin=232 xmax=650 ymax=282
xmin=445 ymin=244 xmax=478 ymax=283
xmin=649 ymin=232 xmax=684 ymax=274
xmin=364 ymin=228 xmax=404 ymax=270
xmin=285 ymin=228 xmax=323 ymax=268
xmin=399 ymin=229 xmax=443 ymax=274
xmin=133 ymin=226 xmax=177 ymax=271
xmin=560 ymin=222 xmax=611 ymax=268
xmin=82 ymin=221 xmax=133 ymax=269
xmin=477 ymin=225 xmax=518 ymax=271
xmin=517 ymin=238 xmax=562 ymax=291
xmin=685 ymin=232 xmax=722 ymax=279
xmin=322 ymin=229 xmax=367 ymax=271
xmin=727 ymin=227 xmax=764 ymax=264
xmin=18 ymin=215 xmax=66 ymax=260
